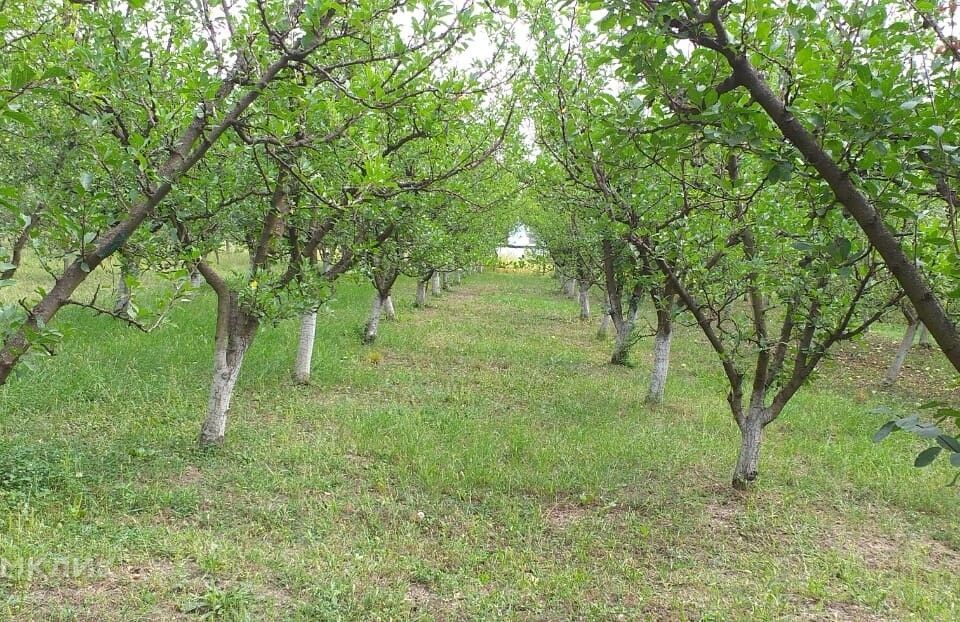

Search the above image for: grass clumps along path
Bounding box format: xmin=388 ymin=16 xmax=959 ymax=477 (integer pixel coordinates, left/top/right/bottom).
xmin=1 ymin=271 xmax=959 ymax=620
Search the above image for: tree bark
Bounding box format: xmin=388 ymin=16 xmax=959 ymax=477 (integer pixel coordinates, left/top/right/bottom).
xmin=293 ymin=309 xmax=318 ymax=384
xmin=884 ymin=320 xmax=920 ymax=385
xmin=917 ymin=323 xmax=932 ymax=348
xmin=578 ymin=280 xmax=591 ymax=320
xmin=363 ymin=293 xmax=384 ymax=344
xmin=199 ymin=291 xmax=257 ymax=446
xmin=610 ymin=316 xmax=634 ymax=365
xmin=646 ymin=300 xmax=673 ymax=405
xmin=189 ymin=268 xmax=204 ymax=287
xmin=562 ymin=277 xmax=576 ymax=298
xmin=431 ymin=272 xmax=442 ymax=296
xmin=415 ymin=280 xmax=428 ymax=308
xmin=441 ymin=271 xmax=450 ymax=290
xmin=114 ymin=276 xmax=132 ymax=316
xmin=732 ymin=413 xmax=765 ymax=491
xmin=597 ymin=311 xmax=610 ymax=339
xmin=384 ymin=294 xmax=396 ymax=320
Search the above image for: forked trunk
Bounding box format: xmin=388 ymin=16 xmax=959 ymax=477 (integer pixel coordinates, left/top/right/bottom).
xmin=384 ymin=294 xmax=396 ymax=320
xmin=363 ymin=293 xmax=384 ymax=344
xmin=415 ymin=281 xmax=427 ymax=308
xmin=200 ymin=293 xmax=257 ymax=446
xmin=732 ymin=414 xmax=765 ymax=491
xmin=578 ymin=280 xmax=591 ymax=321
xmin=884 ymin=320 xmax=920 ymax=385
xmin=431 ymin=272 xmax=442 ymax=296
xmin=646 ymin=304 xmax=673 ymax=405
xmin=293 ymin=309 xmax=318 ymax=384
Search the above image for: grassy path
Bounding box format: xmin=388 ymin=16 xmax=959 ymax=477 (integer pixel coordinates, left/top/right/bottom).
xmin=1 ymin=271 xmax=959 ymax=620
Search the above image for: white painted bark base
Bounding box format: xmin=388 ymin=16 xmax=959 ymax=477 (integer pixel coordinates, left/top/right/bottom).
xmin=293 ymin=310 xmax=317 ymax=384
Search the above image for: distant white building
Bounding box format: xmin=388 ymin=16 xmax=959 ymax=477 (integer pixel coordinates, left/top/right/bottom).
xmin=497 ymin=225 xmax=536 ymax=261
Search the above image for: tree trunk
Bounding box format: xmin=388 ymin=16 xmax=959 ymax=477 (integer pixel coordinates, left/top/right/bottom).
xmin=384 ymin=294 xmax=396 ymax=320
xmin=190 ymin=268 xmax=204 ymax=287
xmin=610 ymin=318 xmax=634 ymax=365
xmin=884 ymin=320 xmax=920 ymax=385
xmin=732 ymin=415 xmax=765 ymax=491
xmin=441 ymin=271 xmax=450 ymax=290
xmin=431 ymin=272 xmax=442 ymax=296
xmin=597 ymin=311 xmax=610 ymax=339
xmin=293 ymin=309 xmax=317 ymax=384
xmin=455 ymin=270 xmax=462 ymax=285
xmin=562 ymin=277 xmax=576 ymax=298
xmin=415 ymin=280 xmax=427 ymax=308
xmin=114 ymin=276 xmax=132 ymax=316
xmin=363 ymin=293 xmax=384 ymax=344
xmin=199 ymin=293 xmax=257 ymax=446
xmin=578 ymin=280 xmax=591 ymax=320
xmin=646 ymin=302 xmax=673 ymax=405
xmin=917 ymin=323 xmax=932 ymax=349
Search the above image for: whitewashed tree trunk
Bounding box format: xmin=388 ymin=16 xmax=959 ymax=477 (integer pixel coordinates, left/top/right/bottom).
xmin=646 ymin=306 xmax=673 ymax=405
xmin=200 ymin=295 xmax=256 ymax=446
xmin=455 ymin=270 xmax=462 ymax=285
xmin=190 ymin=269 xmax=204 ymax=287
xmin=114 ymin=275 xmax=132 ymax=316
xmin=577 ymin=280 xmax=590 ymax=320
xmin=431 ymin=272 xmax=442 ymax=296
xmin=732 ymin=413 xmax=765 ymax=491
xmin=884 ymin=320 xmax=920 ymax=384
xmin=384 ymin=294 xmax=396 ymax=320
xmin=441 ymin=271 xmax=450 ymax=290
xmin=415 ymin=281 xmax=427 ymax=308
xmin=293 ymin=309 xmax=318 ymax=384
xmin=201 ymin=342 xmax=249 ymax=445
xmin=363 ymin=293 xmax=384 ymax=344
xmin=562 ymin=277 xmax=576 ymax=298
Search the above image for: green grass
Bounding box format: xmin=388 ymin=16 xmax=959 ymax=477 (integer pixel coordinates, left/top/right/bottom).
xmin=1 ymin=268 xmax=959 ymax=620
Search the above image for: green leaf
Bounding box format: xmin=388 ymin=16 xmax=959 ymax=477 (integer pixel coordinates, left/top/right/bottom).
xmin=2 ymin=108 xmax=35 ymax=127
xmin=951 ymin=453 xmax=960 ymax=468
xmin=873 ymin=420 xmax=898 ymax=443
xmin=936 ymin=434 xmax=960 ymax=453
xmin=914 ymin=446 xmax=942 ymax=467
xmin=10 ymin=64 xmax=36 ymax=91
xmin=900 ymin=99 xmax=922 ymax=111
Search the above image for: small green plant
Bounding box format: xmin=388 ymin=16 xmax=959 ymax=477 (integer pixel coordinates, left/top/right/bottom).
xmin=181 ymin=583 xmax=253 ymax=621
xmin=0 ymin=444 xmax=61 ymax=497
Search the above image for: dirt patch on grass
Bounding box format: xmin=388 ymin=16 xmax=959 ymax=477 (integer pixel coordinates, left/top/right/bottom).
xmin=405 ymin=580 xmax=457 ymax=620
xmin=827 ymin=334 xmax=959 ymax=403
xmin=789 ymin=597 xmax=888 ymax=621
xmin=544 ymin=502 xmax=590 ymax=529
xmin=17 ymin=559 xmax=204 ymax=621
